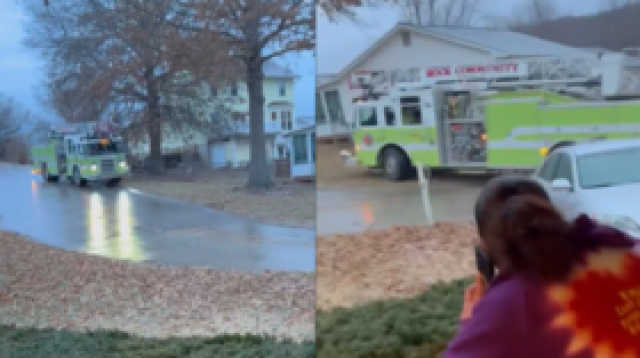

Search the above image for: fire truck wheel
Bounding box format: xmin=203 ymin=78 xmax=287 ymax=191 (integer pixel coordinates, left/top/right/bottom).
xmin=106 ymin=178 xmax=121 ymax=187
xmin=73 ymin=167 xmax=87 ymax=187
xmin=41 ymin=163 xmax=58 ymax=183
xmin=383 ymin=147 xmax=409 ymax=181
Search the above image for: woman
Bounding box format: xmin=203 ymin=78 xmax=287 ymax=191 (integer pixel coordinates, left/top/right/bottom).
xmin=444 ymin=175 xmax=640 ymax=358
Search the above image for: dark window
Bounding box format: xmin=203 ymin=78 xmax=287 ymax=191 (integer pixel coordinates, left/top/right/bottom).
xmin=85 ymin=141 xmax=124 ymax=155
xmin=552 ymin=154 xmax=574 ymax=184
xmin=401 ymin=31 xmax=411 ymax=46
xmin=324 ymin=90 xmax=344 ymax=123
xmin=400 ymin=96 xmax=421 ymax=125
xmin=293 ymin=134 xmax=308 ymax=164
xmin=400 ymin=96 xmax=419 ymax=105
xmin=279 ymin=81 xmax=286 ymax=96
xmin=537 ymin=153 xmax=560 ymax=181
xmin=384 ymin=106 xmax=396 ymax=126
xmin=316 ymin=93 xmax=326 ymax=124
xmin=230 ymin=84 xmax=238 ymax=96
xmin=310 ymin=132 xmax=315 ymax=163
xmin=358 ymin=107 xmax=377 ymax=126
xmin=401 ymin=107 xmax=421 ymax=125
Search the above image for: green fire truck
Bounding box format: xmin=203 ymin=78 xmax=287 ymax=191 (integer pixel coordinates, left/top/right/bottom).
xmin=343 ymin=54 xmax=640 ymax=180
xmin=31 ymin=123 xmax=130 ymax=187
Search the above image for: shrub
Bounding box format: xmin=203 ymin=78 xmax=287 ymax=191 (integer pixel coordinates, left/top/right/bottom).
xmin=0 ymin=325 xmax=314 ymax=358
xmin=317 ymin=278 xmax=472 ymax=358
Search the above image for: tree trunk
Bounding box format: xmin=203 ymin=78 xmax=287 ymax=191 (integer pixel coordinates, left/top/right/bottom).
xmin=246 ymin=61 xmax=273 ymax=189
xmin=144 ymin=66 xmax=165 ymax=175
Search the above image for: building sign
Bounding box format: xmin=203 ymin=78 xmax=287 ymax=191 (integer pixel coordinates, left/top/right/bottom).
xmin=425 ymin=63 xmax=526 ymax=80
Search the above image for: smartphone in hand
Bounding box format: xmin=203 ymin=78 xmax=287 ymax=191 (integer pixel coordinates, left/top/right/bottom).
xmin=474 ymin=246 xmax=495 ymax=284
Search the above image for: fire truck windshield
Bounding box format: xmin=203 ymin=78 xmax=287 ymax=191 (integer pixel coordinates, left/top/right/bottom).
xmin=82 ymin=140 xmax=124 ymax=155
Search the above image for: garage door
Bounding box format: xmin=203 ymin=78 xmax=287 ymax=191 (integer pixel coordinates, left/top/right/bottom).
xmin=210 ymin=143 xmax=226 ymax=169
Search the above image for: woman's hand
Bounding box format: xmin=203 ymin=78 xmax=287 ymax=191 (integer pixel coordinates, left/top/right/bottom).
xmin=460 ymin=273 xmax=486 ymax=321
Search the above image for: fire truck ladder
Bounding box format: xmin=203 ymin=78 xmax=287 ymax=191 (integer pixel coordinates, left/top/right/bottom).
xmin=487 ymin=55 xmax=640 ymax=99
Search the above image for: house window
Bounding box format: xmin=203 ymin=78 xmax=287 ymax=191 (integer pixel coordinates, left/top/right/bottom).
xmin=279 ymin=81 xmax=286 ymax=96
xmin=271 ymin=111 xmax=277 ymax=120
xmin=316 ymin=93 xmax=326 ymax=124
xmin=293 ymin=134 xmax=308 ymax=164
xmin=324 ymin=90 xmax=344 ymax=123
xmin=277 ymin=144 xmax=288 ymax=159
xmin=310 ymin=132 xmax=315 ymax=163
xmin=281 ymin=111 xmax=292 ymax=130
xmin=210 ymin=86 xmax=218 ymax=97
xmin=232 ymin=113 xmax=246 ymax=122
xmin=230 ymin=84 xmax=238 ymax=96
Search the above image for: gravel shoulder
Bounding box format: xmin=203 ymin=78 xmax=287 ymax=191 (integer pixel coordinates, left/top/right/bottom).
xmin=0 ymin=230 xmax=314 ymax=341
xmin=126 ymin=170 xmax=315 ymax=229
xmin=317 ymin=223 xmax=478 ymax=311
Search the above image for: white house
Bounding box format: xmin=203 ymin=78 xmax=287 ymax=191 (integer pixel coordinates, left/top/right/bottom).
xmin=316 ymin=22 xmax=596 ymax=140
xmin=202 ymin=62 xmax=299 ymax=169
xmin=132 ymin=61 xmax=299 ymax=169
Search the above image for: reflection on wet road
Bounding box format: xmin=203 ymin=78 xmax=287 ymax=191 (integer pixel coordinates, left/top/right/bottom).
xmin=317 ymin=173 xmax=489 ymax=236
xmin=1 ymin=163 xmax=314 ymax=272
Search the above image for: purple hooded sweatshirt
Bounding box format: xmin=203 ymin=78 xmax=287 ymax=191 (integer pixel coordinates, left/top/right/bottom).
xmin=444 ymin=215 xmax=640 ymax=358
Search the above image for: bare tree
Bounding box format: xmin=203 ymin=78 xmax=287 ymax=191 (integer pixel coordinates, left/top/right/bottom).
xmin=319 ymin=0 xmax=482 ymax=25
xmin=495 ymin=0 xmax=560 ymax=27
xmin=0 ymin=96 xmax=23 ymax=141
xmin=22 ymin=0 xmax=238 ymax=174
xmin=185 ymin=0 xmax=314 ymax=189
xmin=599 ymin=0 xmax=640 ymax=10
xmin=399 ymin=0 xmax=481 ymax=26
xmin=0 ymin=94 xmax=47 ymax=162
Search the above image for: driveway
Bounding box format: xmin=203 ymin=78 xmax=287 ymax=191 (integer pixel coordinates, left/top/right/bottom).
xmin=317 ymin=171 xmax=489 ymax=236
xmin=0 ymin=163 xmax=314 ymax=272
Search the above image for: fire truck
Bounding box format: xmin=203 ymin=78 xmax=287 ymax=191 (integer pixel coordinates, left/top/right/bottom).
xmin=343 ymin=51 xmax=640 ymax=180
xmin=31 ymin=122 xmax=130 ymax=187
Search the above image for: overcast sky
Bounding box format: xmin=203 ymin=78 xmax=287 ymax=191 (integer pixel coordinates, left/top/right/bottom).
xmin=0 ymin=1 xmax=315 ymax=122
xmin=0 ymin=0 xmax=616 ymax=121
xmin=318 ymin=0 xmax=608 ymax=75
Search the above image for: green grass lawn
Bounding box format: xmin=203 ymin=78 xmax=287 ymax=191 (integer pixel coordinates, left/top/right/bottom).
xmin=317 ymin=278 xmax=471 ymax=358
xmin=0 ymin=325 xmax=315 ymax=358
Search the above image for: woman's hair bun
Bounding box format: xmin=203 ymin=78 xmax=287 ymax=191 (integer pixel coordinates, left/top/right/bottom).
xmin=487 ymin=194 xmax=574 ymax=281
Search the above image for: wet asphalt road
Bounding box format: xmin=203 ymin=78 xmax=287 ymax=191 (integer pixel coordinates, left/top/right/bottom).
xmin=0 ymin=163 xmax=314 ymax=272
xmin=317 ymin=172 xmax=490 ymax=236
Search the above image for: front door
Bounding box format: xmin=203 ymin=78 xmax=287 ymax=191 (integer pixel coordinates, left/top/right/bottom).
xmin=210 ymin=143 xmax=226 ymax=169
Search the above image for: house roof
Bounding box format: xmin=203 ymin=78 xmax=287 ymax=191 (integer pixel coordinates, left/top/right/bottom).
xmin=264 ymin=61 xmax=297 ymax=78
xmin=284 ymin=124 xmax=315 ymax=136
xmin=318 ymin=22 xmax=592 ymax=88
xmin=402 ymin=24 xmax=591 ymax=58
